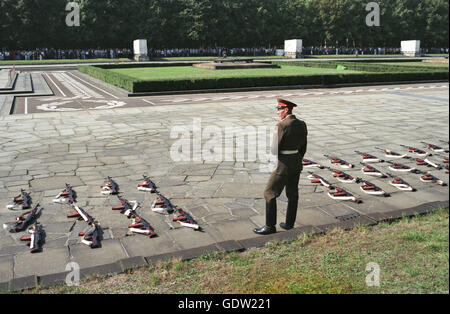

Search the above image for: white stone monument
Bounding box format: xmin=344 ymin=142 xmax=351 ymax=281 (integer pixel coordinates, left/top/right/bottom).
xmin=133 ymin=39 xmax=149 ymax=62
xmin=401 ymin=40 xmax=421 ymax=57
xmin=284 ymin=39 xmax=302 ymax=58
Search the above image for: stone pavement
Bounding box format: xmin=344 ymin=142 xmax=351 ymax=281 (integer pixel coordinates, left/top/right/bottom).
xmin=0 ymin=70 xmax=10 ymax=89
xmin=0 ymin=83 xmax=448 ymax=291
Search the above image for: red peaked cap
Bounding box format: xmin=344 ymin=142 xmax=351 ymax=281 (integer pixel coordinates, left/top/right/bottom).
xmin=276 ymin=98 xmax=297 ymax=109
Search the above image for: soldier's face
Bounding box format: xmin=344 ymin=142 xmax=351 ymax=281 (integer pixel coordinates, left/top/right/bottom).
xmin=277 ymin=107 xmax=289 ymax=120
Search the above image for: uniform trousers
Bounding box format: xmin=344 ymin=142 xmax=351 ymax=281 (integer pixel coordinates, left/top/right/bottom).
xmin=263 ymin=171 xmax=301 ymax=227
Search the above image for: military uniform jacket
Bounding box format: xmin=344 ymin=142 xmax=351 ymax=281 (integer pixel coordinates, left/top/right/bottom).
xmin=271 ymin=115 xmax=308 ymax=176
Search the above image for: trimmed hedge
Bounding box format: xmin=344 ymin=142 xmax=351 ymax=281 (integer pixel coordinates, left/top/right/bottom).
xmin=78 ymin=64 xmax=449 ymax=93
xmin=132 ymin=72 xmax=449 ymax=93
xmin=95 ymin=62 xmax=196 ymax=69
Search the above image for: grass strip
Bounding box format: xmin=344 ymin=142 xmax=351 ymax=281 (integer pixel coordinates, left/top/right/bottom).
xmin=18 ymin=208 xmax=449 ymax=294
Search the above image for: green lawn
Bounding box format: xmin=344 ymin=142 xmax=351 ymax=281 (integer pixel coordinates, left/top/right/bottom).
xmin=305 ymin=54 xmax=402 ymax=58
xmin=0 ymin=58 xmax=130 ymax=64
xmin=19 ymin=208 xmax=449 ymax=294
xmin=109 ymin=65 xmax=362 ymax=81
xmin=372 ymin=62 xmax=449 ymax=68
xmin=306 ymin=54 xmax=449 ymax=58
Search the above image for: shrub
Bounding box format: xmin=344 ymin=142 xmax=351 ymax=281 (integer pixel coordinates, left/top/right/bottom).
xmin=79 ymin=63 xmax=449 ymax=94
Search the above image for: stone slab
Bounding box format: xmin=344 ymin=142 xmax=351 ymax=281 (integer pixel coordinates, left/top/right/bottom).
xmin=9 ymin=275 xmax=38 ymax=291
xmin=118 ymin=256 xmax=148 ymax=272
xmin=0 ymin=255 xmax=14 ymax=283
xmin=146 ymin=244 xmax=219 ymax=264
xmin=38 ymin=271 xmax=69 ymax=289
xmin=120 ymin=233 xmax=180 ymax=258
xmin=79 ymin=262 xmax=123 ymax=280
xmin=0 ymin=280 xmax=8 ymax=292
xmin=315 ymin=215 xmax=377 ymax=232
xmin=215 ymin=240 xmax=245 ymax=253
xmin=14 ymin=247 xmax=69 ymax=278
xmin=30 ymin=176 xmax=85 ymax=192
xmin=214 ymin=183 xmax=266 ymax=198
xmin=208 ymin=219 xmax=259 ymax=241
xmin=69 ymin=239 xmax=127 ymax=269
xmin=166 ymin=226 xmax=217 ymax=250
xmin=297 ymin=207 xmax=340 ymax=226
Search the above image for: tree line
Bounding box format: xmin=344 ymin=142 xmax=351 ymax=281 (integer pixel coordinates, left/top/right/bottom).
xmin=1 ymin=0 xmax=448 ymax=50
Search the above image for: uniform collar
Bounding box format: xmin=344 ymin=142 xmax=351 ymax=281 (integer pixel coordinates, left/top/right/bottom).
xmin=282 ymin=114 xmax=295 ymax=122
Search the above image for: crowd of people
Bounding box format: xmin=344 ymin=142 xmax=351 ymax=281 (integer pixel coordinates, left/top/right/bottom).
xmin=0 ymin=46 xmax=448 ymax=61
xmin=149 ymin=47 xmax=277 ymax=58
xmin=0 ymin=48 xmax=133 ymax=61
xmin=303 ymin=46 xmax=403 ymax=55
xmin=302 ymin=46 xmax=448 ymax=56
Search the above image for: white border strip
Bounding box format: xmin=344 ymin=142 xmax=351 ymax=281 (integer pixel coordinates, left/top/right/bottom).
xmin=67 ymin=72 xmax=119 ymax=99
xmin=44 ymin=73 xmax=66 ymax=97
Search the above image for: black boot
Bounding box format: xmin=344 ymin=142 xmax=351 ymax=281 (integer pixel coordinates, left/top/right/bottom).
xmin=254 ymin=199 xmax=277 ymax=235
xmin=280 ymin=198 xmax=298 ymax=230
xmin=253 ymin=225 xmax=276 ymax=235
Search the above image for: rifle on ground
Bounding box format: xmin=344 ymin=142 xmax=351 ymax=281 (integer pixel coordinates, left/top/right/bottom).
xmin=112 ymin=195 xmax=138 ymax=218
xmin=20 ymin=222 xmax=44 ymax=253
xmin=358 ymin=180 xmax=389 ymax=196
xmin=302 ymin=158 xmax=324 ymax=169
xmin=173 ymin=209 xmax=200 ymax=230
xmin=418 ymin=172 xmax=447 ymax=186
xmin=101 ymin=176 xmax=119 ymax=195
xmin=128 ymin=214 xmax=157 ymax=237
xmin=399 ymin=145 xmax=429 ymax=157
xmin=3 ymin=203 xmax=41 ymax=233
xmin=79 ymin=222 xmax=102 ymax=248
xmin=354 ymin=151 xmax=384 ymax=163
xmin=323 ymin=166 xmax=359 ymax=183
xmin=374 ymin=147 xmax=408 ymax=159
xmin=386 ymin=173 xmax=415 ymax=191
xmin=385 ymin=160 xmax=417 ymax=173
xmin=7 ymin=189 xmax=32 ymax=210
xmin=421 ymin=141 xmax=447 ymax=153
xmin=433 ymin=153 xmax=449 ymax=164
xmin=306 ymin=171 xmax=334 ymax=189
xmin=67 ymin=203 xmax=94 ymax=224
xmin=137 ymin=175 xmax=158 ymax=193
xmin=415 ymin=157 xmax=442 ymax=170
xmin=53 ymin=184 xmax=76 ymax=204
xmin=323 ymin=154 xmax=354 ymax=169
xmin=151 ymin=193 xmax=175 ymax=214
xmin=327 ymin=186 xmax=362 ymax=203
xmin=360 ymin=163 xmax=386 ymax=177
xmin=307 ymin=171 xmax=361 ymax=203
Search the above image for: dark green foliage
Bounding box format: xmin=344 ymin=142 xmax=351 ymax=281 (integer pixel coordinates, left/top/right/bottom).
xmin=1 ymin=0 xmax=448 ymax=49
xmin=78 ymin=65 xmax=135 ymax=91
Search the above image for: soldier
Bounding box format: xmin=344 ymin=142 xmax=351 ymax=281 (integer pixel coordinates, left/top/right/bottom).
xmin=254 ymin=98 xmax=308 ymax=235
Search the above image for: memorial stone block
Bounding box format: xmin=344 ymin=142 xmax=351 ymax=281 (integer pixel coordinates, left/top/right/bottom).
xmin=133 ymin=39 xmax=149 ymax=62
xmin=401 ymin=40 xmax=421 ymax=57
xmin=284 ymin=39 xmax=303 ymax=58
